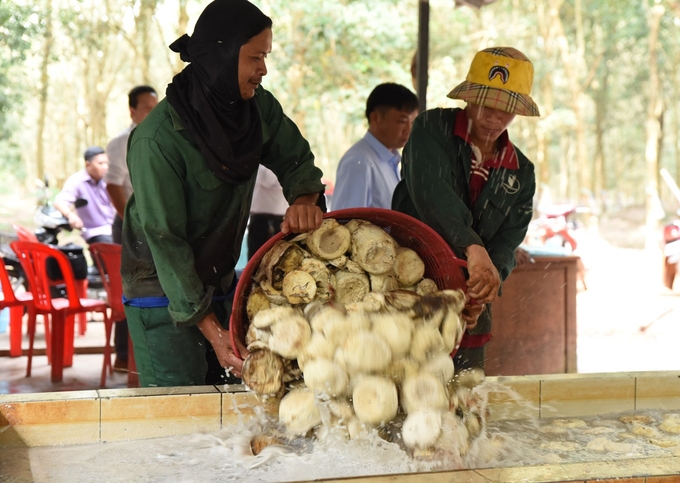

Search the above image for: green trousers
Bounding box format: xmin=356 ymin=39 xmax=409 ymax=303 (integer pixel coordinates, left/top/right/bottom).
xmin=125 ymin=300 xmax=236 ymax=387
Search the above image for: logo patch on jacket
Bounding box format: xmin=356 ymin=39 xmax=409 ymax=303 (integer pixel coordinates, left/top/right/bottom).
xmin=488 ymin=64 xmax=510 ymax=84
xmin=502 ymin=174 xmax=520 ymax=194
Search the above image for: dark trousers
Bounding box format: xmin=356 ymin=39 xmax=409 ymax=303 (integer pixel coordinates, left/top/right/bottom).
xmin=110 ymin=214 xmax=128 ymax=361
xmin=247 ymin=213 xmax=284 ymax=259
xmin=453 ymin=304 xmax=492 ymax=371
xmin=86 ymin=234 xmax=113 ymax=244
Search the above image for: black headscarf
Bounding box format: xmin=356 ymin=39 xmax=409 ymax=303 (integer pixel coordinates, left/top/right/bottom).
xmin=166 ymin=0 xmax=272 ymax=183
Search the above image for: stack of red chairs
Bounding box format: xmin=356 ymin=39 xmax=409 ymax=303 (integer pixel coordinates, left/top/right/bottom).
xmin=90 ymin=242 xmax=137 ymax=387
xmin=11 ymin=240 xmax=109 ymax=383
xmin=13 ymin=224 xmax=89 ymax=337
xmin=0 ymin=260 xmax=35 ymax=369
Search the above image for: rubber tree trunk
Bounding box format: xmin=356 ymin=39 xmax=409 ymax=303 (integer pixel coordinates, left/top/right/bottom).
xmin=136 ymin=0 xmax=157 ymax=84
xmin=535 ymin=0 xmax=557 ymax=205
xmin=35 ymin=0 xmax=53 ymax=184
xmin=644 ymin=4 xmax=664 ymax=251
xmin=549 ymin=0 xmax=589 ymax=202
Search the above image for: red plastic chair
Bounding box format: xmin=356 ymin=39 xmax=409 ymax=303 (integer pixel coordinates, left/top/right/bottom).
xmin=89 ymin=243 xmax=137 ymax=387
xmin=13 ymin=224 xmax=89 ymax=336
xmin=12 ymin=224 xmax=38 ymax=242
xmin=0 ymin=261 xmax=36 ymax=370
xmin=11 ymin=240 xmax=109 ymax=383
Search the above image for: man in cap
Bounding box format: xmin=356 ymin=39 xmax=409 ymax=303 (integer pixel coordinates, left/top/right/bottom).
xmin=247 ymin=165 xmax=288 ymax=259
xmin=54 ymin=146 xmax=115 ymax=245
xmin=392 ymin=47 xmax=539 ymax=370
xmin=121 ymin=0 xmax=325 ymax=387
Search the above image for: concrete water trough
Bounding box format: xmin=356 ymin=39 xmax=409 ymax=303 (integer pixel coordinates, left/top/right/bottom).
xmin=1 ymin=371 xmax=680 ymax=482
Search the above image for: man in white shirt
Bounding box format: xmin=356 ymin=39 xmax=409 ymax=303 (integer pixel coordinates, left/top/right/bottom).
xmin=247 ymin=165 xmax=288 ymax=259
xmin=332 ymin=83 xmax=418 ymax=210
xmin=104 ymin=85 xmax=158 ymax=372
xmin=106 ymin=85 xmax=158 ymax=240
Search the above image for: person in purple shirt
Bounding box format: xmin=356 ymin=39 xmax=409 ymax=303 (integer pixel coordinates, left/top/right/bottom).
xmin=332 ymin=83 xmax=418 ymax=211
xmin=54 ymin=146 xmax=115 ymax=244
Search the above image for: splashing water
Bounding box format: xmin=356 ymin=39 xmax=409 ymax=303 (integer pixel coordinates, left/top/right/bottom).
xmin=8 ymin=381 xmax=680 ymax=482
xmin=223 ymin=366 xmax=234 ymax=379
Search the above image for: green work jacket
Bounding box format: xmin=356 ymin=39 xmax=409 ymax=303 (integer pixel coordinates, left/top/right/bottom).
xmin=392 ymin=107 xmax=535 ymax=283
xmin=121 ymin=87 xmax=325 ymax=326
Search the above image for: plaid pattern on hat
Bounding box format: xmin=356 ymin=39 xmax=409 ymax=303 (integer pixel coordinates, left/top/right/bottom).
xmin=448 ymin=47 xmax=540 ymax=117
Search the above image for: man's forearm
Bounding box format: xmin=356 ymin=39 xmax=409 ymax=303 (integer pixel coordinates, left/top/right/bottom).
xmin=53 ymin=200 xmax=73 ymax=218
xmin=53 ymin=199 xmax=82 ymax=228
xmin=106 ymin=184 xmax=128 ymax=218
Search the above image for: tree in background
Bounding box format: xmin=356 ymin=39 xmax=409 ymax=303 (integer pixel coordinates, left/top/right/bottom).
xmin=0 ymin=1 xmax=36 ymax=181
xmin=261 ymin=0 xmax=417 ymax=177
xmin=4 ymin=0 xmax=680 ymax=229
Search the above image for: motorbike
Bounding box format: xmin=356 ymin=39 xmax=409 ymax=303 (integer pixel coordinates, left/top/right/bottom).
xmin=662 ymin=213 xmax=680 ymax=290
xmin=660 ymin=168 xmax=680 ymax=290
xmin=526 ymin=203 xmax=583 ymax=253
xmin=1 ymin=177 xmax=103 ymax=297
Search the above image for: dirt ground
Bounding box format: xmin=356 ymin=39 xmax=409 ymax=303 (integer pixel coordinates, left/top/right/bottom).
xmin=0 ymin=187 xmax=40 ymax=232
xmin=573 ymin=207 xmax=680 ymax=372
xmin=1 ymin=188 xmax=678 ymax=374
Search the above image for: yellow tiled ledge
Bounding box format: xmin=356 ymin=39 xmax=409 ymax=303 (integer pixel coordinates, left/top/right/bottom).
xmin=3 ymin=372 xmax=680 ymax=448
xmin=1 ymin=372 xmax=680 ymax=483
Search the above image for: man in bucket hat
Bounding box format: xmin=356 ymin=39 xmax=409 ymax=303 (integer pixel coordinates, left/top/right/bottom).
xmin=392 ymin=46 xmax=538 ymax=370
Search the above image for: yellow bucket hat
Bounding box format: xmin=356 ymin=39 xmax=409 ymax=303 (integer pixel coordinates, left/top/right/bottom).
xmin=447 ymin=47 xmax=540 ymax=117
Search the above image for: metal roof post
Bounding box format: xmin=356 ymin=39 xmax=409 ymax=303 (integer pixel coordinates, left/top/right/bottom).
xmin=417 ymin=0 xmax=429 ymax=112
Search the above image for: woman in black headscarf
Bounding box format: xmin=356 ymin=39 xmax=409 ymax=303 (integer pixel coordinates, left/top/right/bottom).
xmin=121 ymin=0 xmax=326 ymax=388
xmin=166 ymin=0 xmax=267 ymax=183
